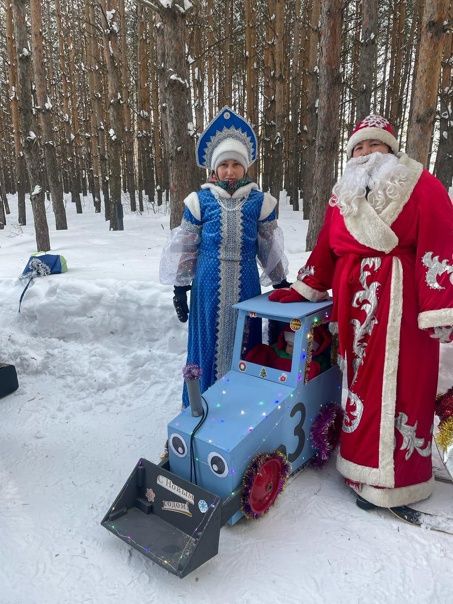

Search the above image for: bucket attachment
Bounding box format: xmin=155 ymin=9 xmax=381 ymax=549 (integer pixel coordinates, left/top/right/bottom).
xmin=0 ymin=363 xmax=18 ymax=398
xmin=101 ymin=458 xmax=222 ymax=578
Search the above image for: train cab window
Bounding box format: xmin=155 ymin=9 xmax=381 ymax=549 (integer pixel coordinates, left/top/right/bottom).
xmin=241 ymin=318 xmax=294 ymax=372
xmin=305 ymin=323 xmax=333 ymax=381
xmin=240 ymin=317 xmax=333 ymax=380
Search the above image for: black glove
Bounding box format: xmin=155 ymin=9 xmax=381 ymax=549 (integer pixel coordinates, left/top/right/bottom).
xmin=173 ymin=285 xmax=191 ymax=323
xmin=273 ymin=279 xmax=292 ymax=289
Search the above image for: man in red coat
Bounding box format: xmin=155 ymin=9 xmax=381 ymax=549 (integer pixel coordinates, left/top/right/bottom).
xmin=271 ymin=115 xmax=453 ymax=508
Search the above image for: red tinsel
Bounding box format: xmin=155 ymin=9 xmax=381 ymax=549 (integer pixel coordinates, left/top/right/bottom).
xmin=436 ymin=386 xmax=453 ymax=422
xmin=309 ymin=402 xmax=343 ymax=467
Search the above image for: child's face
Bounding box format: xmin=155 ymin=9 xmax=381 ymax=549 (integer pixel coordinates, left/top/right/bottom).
xmin=285 ymin=341 xmax=294 ymax=355
xmin=216 ymin=160 xmax=246 ymax=182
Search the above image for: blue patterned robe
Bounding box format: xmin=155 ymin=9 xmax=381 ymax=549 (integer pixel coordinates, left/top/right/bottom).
xmin=160 ymin=182 xmax=288 ymax=406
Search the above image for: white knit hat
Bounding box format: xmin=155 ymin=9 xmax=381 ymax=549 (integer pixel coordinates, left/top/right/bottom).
xmin=211 ymin=138 xmax=250 ymax=172
xmin=346 ymin=115 xmax=399 ymax=159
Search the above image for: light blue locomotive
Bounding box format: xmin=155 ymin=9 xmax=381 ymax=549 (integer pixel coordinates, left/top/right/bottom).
xmin=102 ymin=293 xmax=342 ymax=577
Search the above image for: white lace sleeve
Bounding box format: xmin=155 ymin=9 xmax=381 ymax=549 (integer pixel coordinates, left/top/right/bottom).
xmin=257 ymin=221 xmax=289 ymax=286
xmin=159 ymin=219 xmax=201 ymax=286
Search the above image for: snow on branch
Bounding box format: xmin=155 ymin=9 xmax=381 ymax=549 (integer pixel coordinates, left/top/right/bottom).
xmin=169 ymin=73 xmax=189 ymax=87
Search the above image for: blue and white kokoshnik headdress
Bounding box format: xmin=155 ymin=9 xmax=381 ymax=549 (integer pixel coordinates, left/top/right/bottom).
xmin=196 ymin=106 xmax=257 ymax=171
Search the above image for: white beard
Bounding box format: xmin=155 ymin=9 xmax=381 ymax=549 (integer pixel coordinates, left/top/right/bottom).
xmin=330 ymin=153 xmax=410 ymax=217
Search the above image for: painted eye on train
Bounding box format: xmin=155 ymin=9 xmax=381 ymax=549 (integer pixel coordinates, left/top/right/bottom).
xmin=207 ymin=452 xmax=229 ymax=478
xmin=169 ymin=433 xmax=188 ymax=458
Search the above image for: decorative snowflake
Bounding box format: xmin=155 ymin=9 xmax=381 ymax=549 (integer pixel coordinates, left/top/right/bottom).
xmin=145 ymin=488 xmax=156 ymax=503
xmin=360 ymin=115 xmax=389 ymax=129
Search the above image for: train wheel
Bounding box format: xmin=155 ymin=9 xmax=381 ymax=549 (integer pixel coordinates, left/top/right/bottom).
xmin=241 ymin=451 xmax=291 ymax=519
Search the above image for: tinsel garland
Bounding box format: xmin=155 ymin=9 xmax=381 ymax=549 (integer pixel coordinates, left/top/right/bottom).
xmin=240 ymin=450 xmax=291 ymax=520
xmin=436 ymin=417 xmax=453 ymax=452
xmin=304 ymin=328 xmax=314 ymax=383
xmin=436 ymin=386 xmax=453 ymax=422
xmin=309 ymin=403 xmax=343 ymax=468
xmin=435 ymin=386 xmax=453 ymax=452
xmin=182 ymin=363 xmax=202 ymax=380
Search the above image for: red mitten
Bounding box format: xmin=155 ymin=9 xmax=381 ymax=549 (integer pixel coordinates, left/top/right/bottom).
xmin=268 ymin=288 xmax=305 ymax=303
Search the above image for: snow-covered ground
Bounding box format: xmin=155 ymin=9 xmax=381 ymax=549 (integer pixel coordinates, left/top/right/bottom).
xmin=0 ymin=193 xmax=452 ymax=604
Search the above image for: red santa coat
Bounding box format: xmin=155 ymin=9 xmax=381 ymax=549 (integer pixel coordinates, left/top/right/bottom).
xmin=293 ymin=154 xmax=453 ymax=507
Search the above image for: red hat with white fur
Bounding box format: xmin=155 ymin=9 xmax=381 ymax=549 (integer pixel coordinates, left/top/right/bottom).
xmin=347 ymin=114 xmax=399 ymax=159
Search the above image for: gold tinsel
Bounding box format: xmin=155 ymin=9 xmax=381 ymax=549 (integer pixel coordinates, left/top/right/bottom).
xmin=435 ymin=417 xmax=453 ymax=451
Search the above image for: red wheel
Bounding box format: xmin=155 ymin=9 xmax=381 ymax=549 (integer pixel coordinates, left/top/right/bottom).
xmin=241 ymin=451 xmax=291 ymax=519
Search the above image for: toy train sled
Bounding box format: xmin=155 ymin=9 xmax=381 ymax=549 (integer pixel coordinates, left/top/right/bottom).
xmin=102 ymin=293 xmax=343 ymax=578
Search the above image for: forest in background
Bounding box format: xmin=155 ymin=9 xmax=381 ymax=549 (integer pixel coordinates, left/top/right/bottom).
xmin=0 ymin=0 xmax=452 ymax=251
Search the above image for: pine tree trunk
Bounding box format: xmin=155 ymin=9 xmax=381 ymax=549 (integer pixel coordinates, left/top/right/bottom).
xmin=306 ymin=0 xmax=343 ymax=250
xmin=155 ymin=2 xmax=199 ymax=229
xmin=262 ymin=0 xmax=276 ymax=194
xmin=245 ymin=0 xmax=259 ymax=183
xmin=388 ymin=1 xmax=407 ymax=129
xmin=434 ymin=25 xmax=453 ymax=190
xmin=55 ymin=0 xmax=82 ymax=215
xmin=287 ymin=0 xmax=302 ymax=210
xmin=6 ymin=1 xmax=27 ymax=225
xmin=356 ymin=0 xmax=378 ymax=120
xmin=272 ymin=0 xmax=285 ymax=201
xmin=12 ymin=0 xmax=50 ymax=252
xmin=137 ymin=3 xmax=151 ymax=208
xmin=206 ymin=0 xmax=215 ymax=121
xmin=68 ymin=22 xmax=83 ymax=214
xmin=300 ymin=0 xmax=320 ymax=219
xmin=85 ymin=0 xmax=102 ymax=213
xmin=30 ymin=0 xmax=67 ymax=230
xmin=102 ymin=0 xmax=124 ymax=230
xmin=406 ymin=0 xmax=449 ymax=165
xmin=189 ymin=2 xmax=204 ymax=136
xmin=0 ymin=158 xmax=7 ymax=228
xmin=119 ymin=0 xmax=136 ymax=212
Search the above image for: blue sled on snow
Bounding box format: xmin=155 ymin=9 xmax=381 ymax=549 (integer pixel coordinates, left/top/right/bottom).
xmin=102 ymin=293 xmax=342 ymax=577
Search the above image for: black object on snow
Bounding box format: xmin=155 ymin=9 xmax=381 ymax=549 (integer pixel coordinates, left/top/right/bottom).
xmin=101 ymin=458 xmax=226 ymax=578
xmin=0 ymin=363 xmax=18 ymax=398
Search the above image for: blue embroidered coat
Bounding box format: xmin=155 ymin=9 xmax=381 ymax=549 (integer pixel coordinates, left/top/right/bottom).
xmin=160 ymin=182 xmax=288 ymax=406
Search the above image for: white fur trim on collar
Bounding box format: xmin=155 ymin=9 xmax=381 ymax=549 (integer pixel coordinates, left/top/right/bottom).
xmin=183 ymin=191 xmax=201 ymax=221
xmin=259 ymin=192 xmax=277 ymax=220
xmin=342 ymin=153 xmax=423 ymax=252
xmin=201 ymin=182 xmax=258 ymax=199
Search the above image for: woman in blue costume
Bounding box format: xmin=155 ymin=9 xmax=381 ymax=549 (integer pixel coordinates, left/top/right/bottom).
xmin=160 ymin=107 xmax=289 ymax=407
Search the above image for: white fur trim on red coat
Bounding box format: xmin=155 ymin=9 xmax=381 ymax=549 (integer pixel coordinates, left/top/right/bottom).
xmin=418 ymin=308 xmax=453 ymax=329
xmin=353 ymin=476 xmax=434 ymax=507
xmin=292 ymin=280 xmax=329 ymax=302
